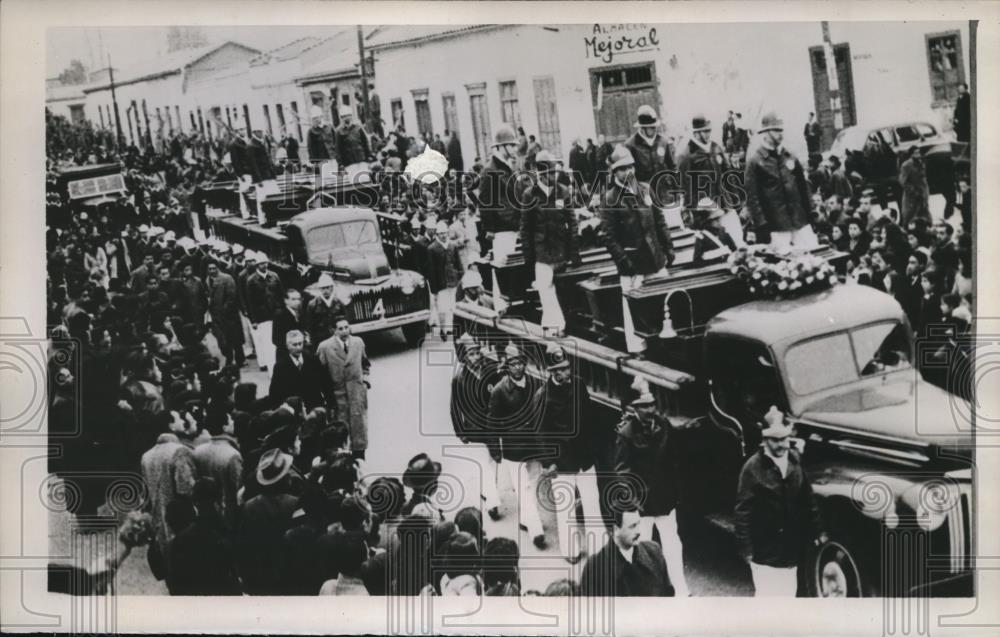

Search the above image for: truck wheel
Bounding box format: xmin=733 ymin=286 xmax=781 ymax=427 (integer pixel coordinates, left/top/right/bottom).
xmin=809 ymin=539 xmax=865 ymax=597
xmin=402 ymin=323 xmax=425 ymax=348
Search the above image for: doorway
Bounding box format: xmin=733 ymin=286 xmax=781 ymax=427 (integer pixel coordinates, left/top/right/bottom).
xmin=589 ymin=62 xmax=660 ymax=144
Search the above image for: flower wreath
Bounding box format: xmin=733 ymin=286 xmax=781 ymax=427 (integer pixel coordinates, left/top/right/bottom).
xmin=727 ymin=244 xmax=837 ymax=298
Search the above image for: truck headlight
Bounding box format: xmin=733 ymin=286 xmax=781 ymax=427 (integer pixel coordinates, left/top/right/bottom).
xmin=402 ymin=280 xmax=415 ymax=295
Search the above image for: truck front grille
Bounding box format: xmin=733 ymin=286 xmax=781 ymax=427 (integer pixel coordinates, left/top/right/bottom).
xmin=346 ymin=285 xmax=428 ymax=323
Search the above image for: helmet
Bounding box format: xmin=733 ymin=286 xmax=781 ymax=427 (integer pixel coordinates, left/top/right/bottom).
xmin=461 ymin=269 xmax=483 ymax=289
xmin=608 ymin=145 xmax=635 ymax=171
xmin=759 ymin=111 xmax=785 ymax=133
xmin=493 ymin=124 xmax=517 ymax=147
xmin=535 ymin=150 xmax=559 ymax=173
xmin=635 ymin=105 xmax=660 ymax=127
xmin=503 ymin=341 xmax=525 ymax=362
xmin=691 ymin=114 xmax=711 ymax=132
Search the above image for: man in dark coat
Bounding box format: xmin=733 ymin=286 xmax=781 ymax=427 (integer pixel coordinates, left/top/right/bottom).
xmin=446 ymin=130 xmax=464 ymax=172
xmin=272 ymin=287 xmax=306 ymax=357
xmin=744 ymin=112 xmax=816 ymax=251
xmin=735 ymin=408 xmax=825 ymax=596
xmin=336 ymin=107 xmax=371 ymax=168
xmin=568 ymin=139 xmax=588 ymax=190
xmin=953 ymin=83 xmax=970 ymax=143
xmin=205 ymin=261 xmax=244 ymax=367
xmin=302 ymin=273 xmax=344 ymax=348
xmin=177 ymin=260 xmax=208 ymax=329
xmin=129 ymin=253 xmax=157 ymax=292
xmin=307 ymin=111 xmax=337 ymax=164
xmin=477 ymin=124 xmax=523 ymax=260
xmin=614 ymin=391 xmax=688 ymax=596
xmin=899 ymin=147 xmax=931 ymax=226
xmin=486 ymin=343 xmax=544 ymax=547
xmin=166 ymin=478 xmax=242 ymax=595
xmin=283 ymin=133 xmax=300 ymax=166
xmin=425 ymin=221 xmax=463 ymax=339
xmin=245 ymin=257 xmax=284 ymax=372
xmin=827 ymin=155 xmax=854 ymax=201
xmin=625 ymin=105 xmax=677 ymax=207
xmin=598 ymin=145 xmax=674 ymax=355
xmin=580 ymin=505 xmax=674 ymax=597
xmin=803 ymin=112 xmax=821 ymax=155
xmin=450 ymin=334 xmax=501 ymax=444
xmin=676 ymin=115 xmax=731 ymax=208
xmin=237 ymin=449 xmax=298 ymax=595
xmin=520 ymin=151 xmax=580 ymax=335
xmin=268 ymin=329 xmax=328 ymax=410
xmin=722 ymin=111 xmax=737 ymax=154
xmin=249 ymin=130 xmax=275 ymax=182
xmin=533 ymin=346 xmax=600 ymax=563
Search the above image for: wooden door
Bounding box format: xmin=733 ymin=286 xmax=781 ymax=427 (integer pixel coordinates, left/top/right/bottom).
xmin=533 ymin=76 xmax=563 ymax=156
xmin=590 ymin=63 xmax=659 ymax=144
xmin=810 ymin=43 xmax=858 ymax=151
xmin=442 ymin=94 xmax=459 ymax=137
xmin=469 ymin=92 xmax=492 ymax=162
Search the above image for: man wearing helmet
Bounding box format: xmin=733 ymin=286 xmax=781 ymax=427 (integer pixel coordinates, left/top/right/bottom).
xmin=626 ymin=105 xmax=677 ymax=207
xmin=598 ymin=145 xmax=674 ymax=356
xmin=744 ymin=112 xmax=817 ymax=251
xmin=478 ymin=124 xmax=523 ymax=263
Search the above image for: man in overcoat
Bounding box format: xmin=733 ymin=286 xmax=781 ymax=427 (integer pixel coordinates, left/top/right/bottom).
xmin=316 ymin=317 xmax=371 ymax=460
xmin=478 ymin=124 xmax=523 ymax=261
xmin=676 ymin=114 xmax=731 ymax=208
xmin=245 ymin=256 xmax=285 ymax=373
xmin=580 ymin=505 xmax=674 ymax=597
xmin=269 ymin=329 xmax=328 ymax=411
xmin=205 ymin=261 xmax=244 ymax=367
xmin=625 ymin=105 xmax=677 ymax=207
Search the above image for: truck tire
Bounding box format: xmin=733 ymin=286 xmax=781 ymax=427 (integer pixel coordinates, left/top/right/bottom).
xmin=401 ymin=322 xmax=425 ymax=348
xmin=807 ymin=538 xmax=866 ymax=598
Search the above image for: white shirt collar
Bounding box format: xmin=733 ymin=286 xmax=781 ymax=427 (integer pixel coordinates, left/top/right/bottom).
xmin=617 ymin=544 xmax=635 ymax=563
xmin=510 ymin=375 xmax=526 ymax=388
xmin=537 ymin=180 xmax=551 ymax=198
xmin=764 ymin=449 xmax=789 ymax=478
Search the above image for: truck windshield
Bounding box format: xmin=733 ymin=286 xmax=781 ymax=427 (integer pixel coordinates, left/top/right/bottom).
xmin=784 ymin=321 xmax=911 ymax=395
xmin=305 ymin=220 xmax=380 ymax=261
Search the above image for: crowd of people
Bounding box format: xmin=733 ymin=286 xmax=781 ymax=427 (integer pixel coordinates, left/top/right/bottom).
xmin=45 ymin=87 xmax=972 ymax=597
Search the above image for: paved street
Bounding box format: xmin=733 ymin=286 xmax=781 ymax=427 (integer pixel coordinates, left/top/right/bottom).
xmin=49 ymin=327 xmax=752 ymax=596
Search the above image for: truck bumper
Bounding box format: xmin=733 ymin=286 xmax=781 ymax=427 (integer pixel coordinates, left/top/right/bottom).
xmin=350 ymin=310 xmax=430 ymax=335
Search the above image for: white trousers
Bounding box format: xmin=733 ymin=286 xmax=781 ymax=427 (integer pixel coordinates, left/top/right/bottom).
xmin=620 ymin=270 xmax=667 ymax=353
xmin=638 ymin=511 xmax=690 ymax=596
xmin=770 ymin=225 xmax=819 ymax=251
xmin=534 ymin=262 xmax=565 ymax=331
xmin=484 ymin=454 xmax=544 ymax=538
xmin=750 ymin=563 xmax=798 ymax=597
xmin=435 ymin=287 xmax=456 ymax=330
xmin=548 ymin=468 xmax=602 ymax=559
xmin=250 ymin=320 xmax=276 ymax=373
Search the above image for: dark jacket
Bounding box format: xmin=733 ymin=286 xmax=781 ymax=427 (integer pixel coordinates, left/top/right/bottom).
xmin=954 ymin=92 xmax=970 ymax=142
xmin=676 ymin=138 xmax=731 ymax=205
xmin=228 ymin=136 xmax=256 ymax=181
xmin=625 ymin=132 xmax=676 ymax=206
xmin=177 ymin=276 xmax=208 ymax=326
xmin=166 ymin=512 xmax=242 ymax=595
xmin=268 ymin=350 xmax=329 ymax=410
xmin=446 ymin=134 xmax=464 ymax=172
xmin=206 ymin=272 xmax=243 ymax=352
xmin=488 ymin=374 xmax=541 ymax=462
xmin=249 ymin=136 xmax=275 ymax=182
xmin=580 ymin=539 xmax=674 ymax=597
xmin=478 ymin=156 xmax=521 ymax=235
xmin=614 ymin=413 xmax=680 ymax=516
xmin=599 ymin=181 xmax=675 ymax=276
xmin=734 ymin=448 xmax=823 ymax=567
xmin=533 ymin=376 xmax=596 ymax=473
xmin=744 ymin=144 xmax=812 ymax=232
xmin=519 ymin=182 xmax=580 ymax=269
xmin=307 ymin=125 xmax=336 ymax=162
xmin=336 ymin=123 xmax=370 ymax=166
xmin=237 ymin=492 xmax=298 ymax=595
xmin=303 ymin=295 xmax=344 ymax=348
xmin=426 ymin=239 xmax=463 ymax=294
xmin=272 ymin=306 xmax=306 ymax=354
xmin=450 ymin=360 xmax=502 ymax=442
xmin=245 ymin=269 xmax=284 ymax=324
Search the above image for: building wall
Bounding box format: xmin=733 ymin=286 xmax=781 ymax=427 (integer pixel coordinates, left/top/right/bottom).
xmin=373 ymin=22 xmax=970 ymax=166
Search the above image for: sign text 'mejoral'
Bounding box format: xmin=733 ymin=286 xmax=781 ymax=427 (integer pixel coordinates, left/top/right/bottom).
xmin=585 ymin=24 xmax=660 ymax=64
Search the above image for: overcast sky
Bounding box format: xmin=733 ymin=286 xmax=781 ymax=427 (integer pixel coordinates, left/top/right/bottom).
xmin=46 ymin=26 xmax=350 ymax=77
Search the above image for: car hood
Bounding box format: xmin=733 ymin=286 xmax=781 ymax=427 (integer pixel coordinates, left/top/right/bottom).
xmin=800 ymin=376 xmax=973 ymax=453
xmin=310 ymin=248 xmax=390 ymax=280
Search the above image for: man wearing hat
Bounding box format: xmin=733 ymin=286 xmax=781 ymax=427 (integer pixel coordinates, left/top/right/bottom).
xmin=519 ymin=150 xmax=580 ymax=336
xmin=303 ymin=272 xmax=344 ymax=348
xmin=402 ymin=452 xmax=444 ymax=518
xmin=691 ymin=198 xmax=738 ymax=265
xmin=676 ymin=114 xmax=731 ymax=209
xmin=734 ymin=406 xmax=826 ymax=596
xmin=426 ymin=220 xmax=464 ymax=340
xmin=336 ymin=106 xmax=371 ymax=170
xmin=451 ymin=333 xmax=500 ymax=446
xmin=486 ymin=342 xmax=545 ymax=547
xmin=533 ymin=344 xmax=601 ymax=563
xmin=598 ymin=144 xmax=675 ymax=355
xmin=625 ymin=105 xmax=677 ymax=207
xmin=237 ymin=448 xmax=299 ymax=595
xmin=246 ymin=253 xmax=285 ymax=374
xmin=457 ymin=267 xmax=494 ymax=310
xmin=205 ymin=260 xmax=245 ymax=367
xmin=613 ymin=389 xmax=690 ymax=596
xmin=478 ymin=124 xmax=523 ymax=262
xmin=744 ymin=111 xmax=817 ymax=251
xmin=307 ymin=105 xmax=337 ymax=164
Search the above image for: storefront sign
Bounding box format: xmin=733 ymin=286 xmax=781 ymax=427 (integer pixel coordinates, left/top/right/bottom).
xmin=585 ymin=24 xmax=660 ymax=64
xmin=67 ymin=173 xmax=126 ymax=200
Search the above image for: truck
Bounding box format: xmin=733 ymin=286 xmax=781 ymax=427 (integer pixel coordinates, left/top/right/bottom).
xmin=454 ymin=244 xmax=973 ymax=597
xmin=208 ymin=205 xmax=430 ymax=346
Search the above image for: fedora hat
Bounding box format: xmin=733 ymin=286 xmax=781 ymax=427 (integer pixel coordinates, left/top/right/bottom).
xmin=631 ymin=392 xmax=655 ymax=407
xmin=608 ymin=144 xmax=635 ymax=171
xmin=503 ymin=341 xmax=525 ymax=363
xmin=402 ymin=452 xmax=442 ymax=489
xmin=693 ymin=197 xmax=725 ymax=220
xmin=256 ymin=448 xmax=293 ymax=486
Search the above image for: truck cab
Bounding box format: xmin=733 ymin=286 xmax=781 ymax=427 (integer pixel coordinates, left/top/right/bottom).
xmin=695 ymin=284 xmax=973 ymax=596
xmin=210 ymin=206 xmax=430 ymax=345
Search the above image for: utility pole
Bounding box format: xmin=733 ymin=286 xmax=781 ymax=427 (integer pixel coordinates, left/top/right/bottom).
xmin=821 ymin=21 xmax=843 ymax=133
xmin=357 ymin=25 xmax=371 ymax=133
xmin=108 ymin=54 xmax=124 ymax=149
xmin=142 ymin=99 xmax=153 ymax=150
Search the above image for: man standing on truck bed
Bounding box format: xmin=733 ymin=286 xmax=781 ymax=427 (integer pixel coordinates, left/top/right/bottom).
xmin=734 ymin=407 xmax=826 ymax=597
xmin=598 ymin=145 xmax=674 ymax=356
xmin=744 ymin=112 xmax=818 ymax=252
xmin=478 ymin=124 xmax=522 ymax=263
